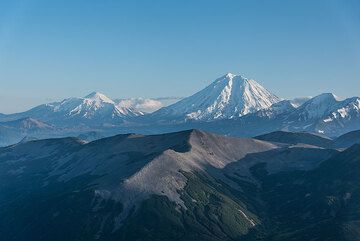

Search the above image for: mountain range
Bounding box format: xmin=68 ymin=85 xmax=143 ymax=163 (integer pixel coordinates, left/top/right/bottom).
xmin=0 ymin=92 xmax=142 ymax=127
xmin=1 ymin=71 xmax=360 ymax=240
xmin=197 ymin=92 xmax=360 ymax=138
xmin=0 ymin=72 xmax=359 ymax=146
xmin=1 ymin=129 xmax=360 ymax=240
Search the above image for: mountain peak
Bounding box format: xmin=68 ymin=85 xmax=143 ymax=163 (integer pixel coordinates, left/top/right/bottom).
xmin=220 ymin=73 xmax=247 ymax=83
xmin=84 ymin=92 xmax=114 ymax=104
xmin=312 ymin=93 xmax=340 ymax=102
xmin=152 ymin=73 xmax=281 ymax=121
xmin=288 ymin=92 xmax=346 ymax=122
xmin=224 ymin=72 xmax=236 ymax=79
xmin=299 ymin=93 xmax=340 ymax=110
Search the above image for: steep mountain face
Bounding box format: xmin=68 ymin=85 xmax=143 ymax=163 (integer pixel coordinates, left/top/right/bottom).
xmin=2 ymin=129 xmax=356 ymax=241
xmin=150 ymin=73 xmax=281 ymax=122
xmin=3 ymin=92 xmax=142 ymax=127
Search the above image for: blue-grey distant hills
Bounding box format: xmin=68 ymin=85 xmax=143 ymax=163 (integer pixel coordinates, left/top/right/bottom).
xmin=0 ymin=117 xmax=56 ymax=146
xmin=0 ymin=73 xmax=359 ymax=146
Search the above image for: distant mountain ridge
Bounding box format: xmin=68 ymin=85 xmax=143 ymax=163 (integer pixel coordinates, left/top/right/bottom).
xmin=255 ymin=130 xmax=333 ymax=148
xmin=256 ymin=130 xmax=360 ymax=149
xmin=333 ymin=130 xmax=360 ymax=148
xmin=0 ymin=72 xmax=359 ymax=144
xmin=198 ymin=92 xmax=360 ymax=138
xmin=0 ymin=117 xmax=56 ymax=146
xmin=1 ymin=92 xmax=143 ymax=127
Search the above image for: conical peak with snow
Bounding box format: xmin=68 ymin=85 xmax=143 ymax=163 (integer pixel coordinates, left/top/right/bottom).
xmin=215 ymin=72 xmax=248 ymax=86
xmin=54 ymin=92 xmax=120 ymax=116
xmin=16 ymin=92 xmax=143 ymax=127
xmin=83 ymin=92 xmax=115 ymax=104
xmin=58 ymin=92 xmax=143 ymax=119
xmin=152 ymin=72 xmax=281 ymax=121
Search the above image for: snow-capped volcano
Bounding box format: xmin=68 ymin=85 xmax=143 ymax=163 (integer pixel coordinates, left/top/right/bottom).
xmin=60 ymin=91 xmax=142 ymax=118
xmin=151 ymin=73 xmax=281 ymax=121
xmin=6 ymin=92 xmax=142 ymax=127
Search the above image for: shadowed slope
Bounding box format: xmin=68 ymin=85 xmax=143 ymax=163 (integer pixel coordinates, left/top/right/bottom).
xmin=255 ymin=131 xmax=332 ymax=148
xmin=333 ymin=130 xmax=360 ymax=148
xmin=2 ymin=130 xmax=357 ymax=241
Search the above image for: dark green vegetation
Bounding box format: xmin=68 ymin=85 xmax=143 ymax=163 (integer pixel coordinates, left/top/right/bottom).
xmin=118 ymin=172 xmax=259 ymax=241
xmin=0 ymin=174 xmax=123 ymax=241
xmin=249 ymin=144 xmax=360 ymax=240
xmin=1 ymin=130 xmax=360 ymax=241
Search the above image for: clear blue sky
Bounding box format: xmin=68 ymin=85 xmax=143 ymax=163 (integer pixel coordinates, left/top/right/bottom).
xmin=0 ymin=0 xmax=359 ymax=113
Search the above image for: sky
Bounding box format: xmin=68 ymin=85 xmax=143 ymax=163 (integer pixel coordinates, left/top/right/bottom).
xmin=0 ymin=0 xmax=359 ymax=113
